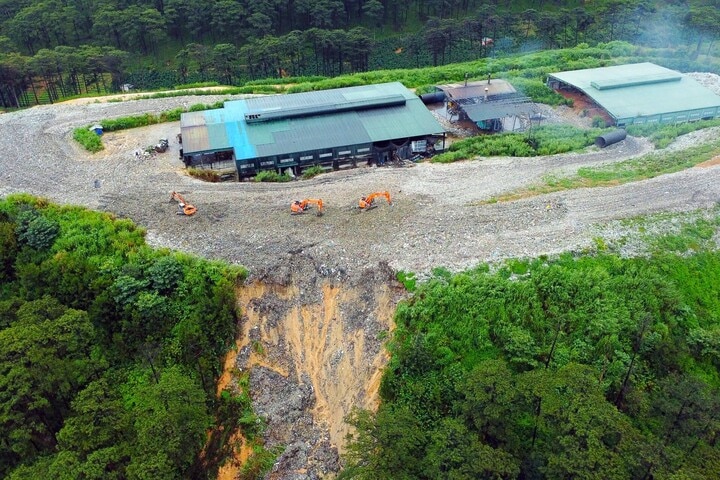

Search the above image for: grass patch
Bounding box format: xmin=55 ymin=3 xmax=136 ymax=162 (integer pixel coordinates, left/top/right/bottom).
xmin=174 ymin=81 xmax=220 ymax=89
xmin=433 ymin=125 xmax=606 ymax=163
xmin=100 ymin=106 xmax=193 ymax=131
xmin=72 ymin=127 xmax=104 ymax=152
xmin=627 ymin=119 xmax=720 ymax=148
xmin=650 ymin=216 xmax=720 ymax=254
xmin=245 ymin=75 xmax=326 ymax=85
xmin=577 ymin=140 xmax=720 ymax=182
xmin=251 ymin=340 xmax=265 ymax=355
xmin=591 ymin=207 xmax=720 ymax=257
xmin=301 ymin=165 xmax=325 ymax=179
xmin=484 ymin=139 xmax=720 ymax=203
xmin=254 ymin=171 xmax=293 ymax=182
xmin=240 ymin=444 xmax=283 ymax=479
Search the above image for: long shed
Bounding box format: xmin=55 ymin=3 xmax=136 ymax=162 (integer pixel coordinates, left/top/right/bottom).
xmin=180 ymin=82 xmax=445 ymax=178
xmin=547 ymin=62 xmax=720 ymax=127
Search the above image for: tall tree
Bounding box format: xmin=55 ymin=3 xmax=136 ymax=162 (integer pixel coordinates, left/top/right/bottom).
xmin=684 ymin=5 xmax=720 ymax=58
xmin=211 ymin=43 xmax=238 ymax=85
xmin=121 ymin=6 xmax=167 ymax=55
xmin=296 ymin=0 xmax=344 ymax=28
xmin=0 ymin=297 xmax=96 ymax=475
xmin=123 ymin=366 xmax=211 ymax=478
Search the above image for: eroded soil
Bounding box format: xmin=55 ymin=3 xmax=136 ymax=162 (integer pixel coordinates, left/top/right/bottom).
xmin=218 ymin=258 xmax=401 ymax=478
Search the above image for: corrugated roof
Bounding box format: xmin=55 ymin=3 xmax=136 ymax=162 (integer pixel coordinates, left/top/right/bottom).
xmin=244 ymin=94 xmax=407 ymax=122
xmin=463 ymin=99 xmax=536 ymax=123
xmin=548 ymin=62 xmax=720 ymax=122
xmin=253 ymin=113 xmax=371 ymax=157
xmin=180 ymin=82 xmax=444 ymax=159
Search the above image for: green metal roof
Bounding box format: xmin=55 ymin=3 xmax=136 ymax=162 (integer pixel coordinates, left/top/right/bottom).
xmin=180 ymin=82 xmax=444 ymax=159
xmin=548 ymin=63 xmax=720 ymax=123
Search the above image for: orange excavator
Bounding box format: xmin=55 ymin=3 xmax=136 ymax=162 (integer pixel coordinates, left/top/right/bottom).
xmin=291 ymin=198 xmax=324 ymax=216
xmin=359 ymin=191 xmax=392 ymax=211
xmin=170 ymin=191 xmax=197 ymax=216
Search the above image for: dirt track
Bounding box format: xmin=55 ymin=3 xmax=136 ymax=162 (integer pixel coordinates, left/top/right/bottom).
xmin=3 ymin=88 xmax=720 ymax=478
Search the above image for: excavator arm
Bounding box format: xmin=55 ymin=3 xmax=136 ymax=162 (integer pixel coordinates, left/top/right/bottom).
xmin=291 ymin=198 xmax=324 ymax=216
xmin=359 ymin=191 xmax=392 ymax=210
xmin=170 ymin=191 xmax=197 ymax=216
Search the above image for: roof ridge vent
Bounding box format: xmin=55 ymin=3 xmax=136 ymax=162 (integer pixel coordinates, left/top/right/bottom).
xmin=591 ymin=72 xmax=682 ymax=90
xmin=245 ymin=94 xmax=406 ymax=123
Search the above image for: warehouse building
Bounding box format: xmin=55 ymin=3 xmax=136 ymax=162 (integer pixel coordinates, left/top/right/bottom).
xmin=179 ymin=82 xmax=445 ymax=179
xmin=547 ymin=62 xmax=720 ymax=127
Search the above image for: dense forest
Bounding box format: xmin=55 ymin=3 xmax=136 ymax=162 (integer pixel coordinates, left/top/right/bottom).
xmin=1 ymin=0 xmax=720 ymax=106
xmin=0 ymin=195 xmax=272 ymax=479
xmin=340 ymin=212 xmax=720 ymax=478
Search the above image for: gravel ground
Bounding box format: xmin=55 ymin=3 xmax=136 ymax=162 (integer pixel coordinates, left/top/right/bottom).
xmin=1 ymin=87 xmax=720 ymax=280
xmin=688 ymin=72 xmax=720 ymax=95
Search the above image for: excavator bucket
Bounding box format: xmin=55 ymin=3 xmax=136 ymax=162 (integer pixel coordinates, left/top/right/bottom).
xmin=359 ymin=192 xmax=391 ymax=211
xmin=170 ymin=191 xmax=197 ymax=216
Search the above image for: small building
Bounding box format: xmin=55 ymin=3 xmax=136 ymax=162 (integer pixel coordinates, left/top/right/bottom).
xmin=179 ymin=82 xmax=445 ymax=179
xmin=436 ymin=79 xmax=537 ymax=132
xmin=90 ymin=124 xmax=103 ymax=135
xmin=547 ymin=62 xmax=720 ymax=127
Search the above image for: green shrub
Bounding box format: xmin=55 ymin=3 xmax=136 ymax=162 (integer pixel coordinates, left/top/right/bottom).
xmin=73 ymin=127 xmax=104 ymax=152
xmin=591 ymin=115 xmax=606 ymax=128
xmin=506 ymin=77 xmax=571 ymax=106
xmin=254 ymin=171 xmax=293 ymax=182
xmin=101 ymin=113 xmax=155 ymax=131
xmin=431 ymin=150 xmax=466 ymax=163
xmin=159 ymin=107 xmax=185 ymax=122
xmin=396 ymin=271 xmax=417 ymax=292
xmin=188 ymin=103 xmax=211 ymax=112
xmin=74 ymin=102 xmax=228 ymax=151
xmin=16 ymin=209 xmax=59 ymax=250
xmin=301 ymin=166 xmax=325 ymax=179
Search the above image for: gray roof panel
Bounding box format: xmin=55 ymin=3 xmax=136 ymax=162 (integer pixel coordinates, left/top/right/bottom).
xmin=180 ymin=82 xmax=444 ymax=159
xmin=463 ymin=101 xmax=537 ymax=123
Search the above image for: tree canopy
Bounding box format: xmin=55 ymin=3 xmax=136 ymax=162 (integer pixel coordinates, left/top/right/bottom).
xmin=1 ymin=0 xmax=719 ymax=105
xmin=0 ymin=194 xmax=251 ymax=479
xmin=342 ymin=238 xmax=720 ymax=478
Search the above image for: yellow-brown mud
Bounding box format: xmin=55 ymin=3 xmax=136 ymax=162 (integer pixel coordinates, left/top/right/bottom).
xmin=696 ymin=155 xmax=720 ymax=168
xmin=215 ymin=276 xmax=399 ymax=477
